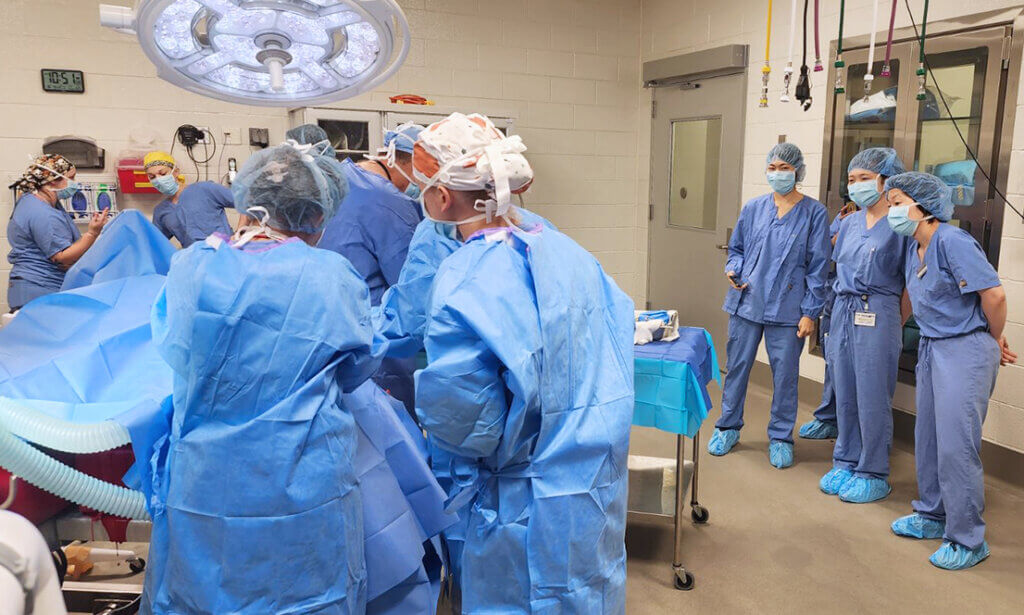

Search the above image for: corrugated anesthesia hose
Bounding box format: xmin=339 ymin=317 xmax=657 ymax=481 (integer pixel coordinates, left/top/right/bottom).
xmin=761 ymin=0 xmax=773 ymax=108
xmin=0 ymin=398 xmax=131 ymax=454
xmin=882 ymin=0 xmax=898 ymax=76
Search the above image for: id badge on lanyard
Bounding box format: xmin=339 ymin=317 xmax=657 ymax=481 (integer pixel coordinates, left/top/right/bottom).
xmin=855 ymin=297 xmax=876 ymax=327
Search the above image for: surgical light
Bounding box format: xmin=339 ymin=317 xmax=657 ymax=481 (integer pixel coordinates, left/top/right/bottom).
xmin=99 ymin=1 xmax=410 ymax=107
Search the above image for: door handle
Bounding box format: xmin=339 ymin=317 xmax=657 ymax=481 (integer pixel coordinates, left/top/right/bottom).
xmin=717 ymin=227 xmax=733 ymax=250
xmin=716 ymin=244 xmax=729 ymax=250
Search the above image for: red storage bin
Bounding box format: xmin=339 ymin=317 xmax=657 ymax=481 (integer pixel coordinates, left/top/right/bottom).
xmin=74 ymin=445 xmax=136 ymax=542
xmin=0 ymin=467 xmax=73 ymax=525
xmin=117 ymin=166 xmax=159 ymax=194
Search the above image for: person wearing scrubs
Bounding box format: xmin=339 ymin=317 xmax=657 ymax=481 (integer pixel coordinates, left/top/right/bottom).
xmin=144 ymin=151 xmax=234 ymax=248
xmin=6 ymin=154 xmax=110 ymax=310
xmin=820 ymin=148 xmax=908 ymax=504
xmin=144 ymin=142 xmax=376 ymax=613
xmin=413 ymin=113 xmax=634 ymax=613
xmin=885 ymin=172 xmax=1016 ymax=570
xmin=709 ymin=142 xmax=831 ymax=468
xmin=799 ymin=205 xmax=855 ymax=440
xmin=289 ymin=123 xmax=424 ymax=414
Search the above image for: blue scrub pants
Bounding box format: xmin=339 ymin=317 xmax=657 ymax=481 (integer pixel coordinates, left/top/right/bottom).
xmin=7 ymin=278 xmax=59 ymax=310
xmin=812 ymin=315 xmax=837 ymax=423
xmin=913 ymin=332 xmax=1000 ymax=550
xmin=717 ymin=314 xmax=804 ymax=443
xmin=828 ymin=294 xmax=902 ymax=479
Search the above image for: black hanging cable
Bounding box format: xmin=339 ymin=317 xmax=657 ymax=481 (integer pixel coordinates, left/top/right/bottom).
xmin=901 ymin=0 xmax=1024 ymax=223
xmin=795 ymin=0 xmax=812 ymax=110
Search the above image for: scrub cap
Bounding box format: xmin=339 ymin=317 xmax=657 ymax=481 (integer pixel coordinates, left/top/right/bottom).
xmin=232 ymin=141 xmax=348 ymax=233
xmin=884 ymin=172 xmax=954 ymax=222
xmin=384 ymin=123 xmax=424 ymax=155
xmin=766 ymin=142 xmax=806 ymax=182
xmin=413 ymin=113 xmax=533 ymax=221
xmin=12 ymin=154 xmax=74 ymax=192
xmin=848 ymin=147 xmax=906 ymax=177
xmin=285 ymin=124 xmax=336 ymax=158
xmin=144 ymin=151 xmax=177 ymax=171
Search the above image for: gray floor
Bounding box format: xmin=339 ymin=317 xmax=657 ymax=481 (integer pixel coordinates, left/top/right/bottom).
xmin=625 ymin=380 xmax=1024 ymax=615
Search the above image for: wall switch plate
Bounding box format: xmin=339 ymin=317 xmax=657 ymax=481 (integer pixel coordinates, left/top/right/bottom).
xmin=222 ymin=128 xmax=241 ymax=145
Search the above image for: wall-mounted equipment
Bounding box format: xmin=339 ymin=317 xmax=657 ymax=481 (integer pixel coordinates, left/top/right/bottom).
xmin=60 ymin=181 xmax=120 ymax=221
xmin=40 ymin=69 xmax=85 ymax=94
xmin=98 ymin=1 xmax=411 ymax=107
xmin=249 ymin=128 xmax=270 ymax=148
xmin=42 ymin=136 xmax=105 ymax=170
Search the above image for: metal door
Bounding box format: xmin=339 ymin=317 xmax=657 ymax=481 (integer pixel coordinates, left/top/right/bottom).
xmin=647 ymin=74 xmax=747 ymax=352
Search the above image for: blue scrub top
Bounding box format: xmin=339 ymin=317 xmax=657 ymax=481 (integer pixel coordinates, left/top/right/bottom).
xmin=723 ymin=193 xmax=832 ymax=325
xmin=152 ymin=181 xmax=233 ymax=248
xmin=904 ymin=223 xmax=1001 ymax=339
xmin=833 ymin=209 xmax=908 ymax=297
xmin=7 ymin=193 xmax=80 ymax=291
xmin=317 ymin=160 xmax=422 ymax=305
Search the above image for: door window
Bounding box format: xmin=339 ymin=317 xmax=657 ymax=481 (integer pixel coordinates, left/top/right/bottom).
xmin=668 ymin=117 xmax=722 ymax=230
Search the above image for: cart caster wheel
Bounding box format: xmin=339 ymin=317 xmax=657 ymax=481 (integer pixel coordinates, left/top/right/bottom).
xmin=691 ymin=505 xmax=710 ymax=524
xmin=673 ymin=570 xmax=695 ymax=591
xmin=129 ymin=558 xmax=146 ymax=574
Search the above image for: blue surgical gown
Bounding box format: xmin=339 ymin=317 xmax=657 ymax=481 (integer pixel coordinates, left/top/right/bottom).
xmin=417 ymin=224 xmax=634 ymax=613
xmin=903 ymin=223 xmax=1002 ymax=549
xmin=6 ymin=193 xmax=81 ymax=309
xmin=146 ymin=237 xmax=379 ymax=614
xmin=723 ymin=193 xmax=832 ymax=325
xmin=152 ymin=181 xmax=233 ymax=248
xmin=828 ymin=210 xmax=908 ymax=479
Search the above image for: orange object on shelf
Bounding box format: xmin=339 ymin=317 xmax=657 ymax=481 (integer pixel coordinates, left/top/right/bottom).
xmin=117 ymin=166 xmax=159 ymax=194
xmin=389 ymin=94 xmax=434 ymax=105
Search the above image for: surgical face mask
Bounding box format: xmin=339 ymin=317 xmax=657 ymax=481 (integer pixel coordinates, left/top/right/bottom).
xmin=404 ymin=182 xmax=421 ymax=200
xmin=56 ymin=181 xmax=81 ymax=200
xmin=887 ymin=204 xmax=933 ymax=236
xmin=152 ymin=173 xmax=180 ymax=196
xmin=848 ymin=180 xmax=881 ymax=209
xmin=766 ymin=170 xmax=797 ymax=195
xmin=420 ymin=194 xmax=458 ymax=240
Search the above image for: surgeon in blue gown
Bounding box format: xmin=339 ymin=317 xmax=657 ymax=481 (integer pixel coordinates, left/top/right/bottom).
xmin=144 ymin=151 xmax=235 ymax=248
xmin=709 ymin=142 xmax=831 ymax=469
xmin=288 ymin=123 xmax=424 ymax=414
xmin=885 ymin=172 xmax=1016 ymax=570
xmin=6 ymin=154 xmax=111 ymax=310
xmin=145 ymin=143 xmax=377 ymax=614
xmin=820 ymin=148 xmax=909 ymax=504
xmin=412 ymin=113 xmax=634 ymax=613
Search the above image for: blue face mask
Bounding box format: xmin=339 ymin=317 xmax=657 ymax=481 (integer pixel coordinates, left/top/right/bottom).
xmin=887 ymin=204 xmax=933 ymax=236
xmin=848 ymin=180 xmax=881 ymax=209
xmin=766 ymin=170 xmax=797 ymax=195
xmin=405 ymin=183 xmax=421 ymax=200
xmin=420 ymin=197 xmax=458 ymax=241
xmin=56 ymin=181 xmax=80 ymax=200
xmin=152 ymin=173 xmax=180 ymax=196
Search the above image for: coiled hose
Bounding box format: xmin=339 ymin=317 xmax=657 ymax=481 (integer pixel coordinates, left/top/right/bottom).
xmin=0 ymin=398 xmax=148 ymax=520
xmin=0 ymin=398 xmax=130 ymax=453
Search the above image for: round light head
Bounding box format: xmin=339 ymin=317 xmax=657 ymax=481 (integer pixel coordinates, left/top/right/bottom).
xmin=127 ymin=0 xmax=410 ymax=106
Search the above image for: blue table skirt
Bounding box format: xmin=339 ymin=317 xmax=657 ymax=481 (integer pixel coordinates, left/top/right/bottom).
xmin=633 ymin=327 xmax=721 ymax=437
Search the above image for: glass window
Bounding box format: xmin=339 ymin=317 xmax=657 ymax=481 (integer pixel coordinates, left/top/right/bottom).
xmin=838 ymin=60 xmax=900 ymax=200
xmin=668 ymin=117 xmax=722 ymax=230
xmin=317 ymin=120 xmax=371 ymax=162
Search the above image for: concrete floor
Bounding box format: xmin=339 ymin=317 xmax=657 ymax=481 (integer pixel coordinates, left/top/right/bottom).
xmin=625 ymin=380 xmax=1024 ymax=615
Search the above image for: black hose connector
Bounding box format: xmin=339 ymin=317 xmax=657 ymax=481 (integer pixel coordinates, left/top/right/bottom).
xmin=796 ymin=66 xmax=812 ymax=111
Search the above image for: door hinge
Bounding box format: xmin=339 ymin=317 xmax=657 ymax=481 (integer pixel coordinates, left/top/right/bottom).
xmin=645 ymin=300 xmax=652 ymax=310
xmin=651 ymin=100 xmax=657 ymax=118
xmin=1002 ymin=35 xmax=1012 ymax=69
xmin=648 ymin=203 xmax=654 ymax=220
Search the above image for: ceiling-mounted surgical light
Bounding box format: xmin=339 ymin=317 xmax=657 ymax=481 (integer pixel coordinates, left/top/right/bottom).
xmin=99 ymin=0 xmax=410 ymax=107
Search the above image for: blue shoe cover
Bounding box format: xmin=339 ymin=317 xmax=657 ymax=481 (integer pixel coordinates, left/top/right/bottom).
xmin=891 ymin=514 xmax=945 ymax=539
xmin=707 ymin=428 xmax=739 ymax=456
xmin=819 ymin=467 xmax=854 ymax=495
xmin=929 ymin=541 xmax=990 ymax=570
xmin=838 ymin=476 xmax=892 ymax=503
xmin=798 ymin=419 xmax=838 ymax=440
xmin=768 ymin=440 xmax=793 ymax=469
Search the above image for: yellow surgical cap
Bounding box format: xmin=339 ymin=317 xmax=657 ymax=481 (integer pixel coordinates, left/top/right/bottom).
xmin=144 ymin=151 xmax=177 ymax=171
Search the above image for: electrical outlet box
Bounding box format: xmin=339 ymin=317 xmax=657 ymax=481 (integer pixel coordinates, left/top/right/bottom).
xmin=222 ymin=128 xmax=241 ymax=145
xmin=249 ymin=127 xmax=270 ymax=148
xmin=194 ymin=127 xmax=211 ymax=145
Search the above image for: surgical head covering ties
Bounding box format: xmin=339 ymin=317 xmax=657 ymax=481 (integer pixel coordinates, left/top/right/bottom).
xmin=848 ymin=147 xmax=906 ymax=177
xmin=884 ymin=172 xmax=954 ymax=222
xmin=13 ymin=154 xmax=74 ymax=192
xmin=766 ymin=142 xmax=806 ymax=182
xmin=232 ymin=141 xmax=348 ymax=233
xmin=413 ymin=112 xmax=533 ymax=222
xmin=285 ymin=123 xmax=336 ymax=158
xmin=384 ymin=123 xmax=424 ymax=155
